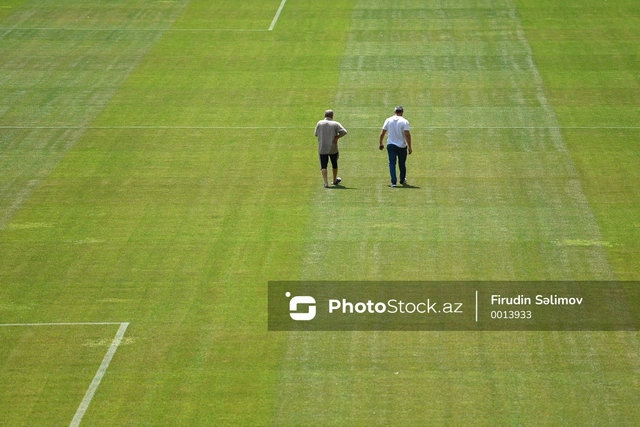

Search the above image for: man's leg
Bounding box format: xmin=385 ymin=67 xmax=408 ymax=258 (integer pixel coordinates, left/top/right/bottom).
xmin=386 ymin=144 xmax=398 ymax=185
xmin=397 ymin=147 xmax=408 ymax=184
xmin=330 ymin=153 xmax=340 ymax=185
xmin=320 ymin=154 xmax=329 ymax=187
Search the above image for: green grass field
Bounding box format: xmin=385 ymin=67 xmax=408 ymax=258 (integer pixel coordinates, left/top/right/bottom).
xmin=1 ymin=0 xmax=639 ymax=425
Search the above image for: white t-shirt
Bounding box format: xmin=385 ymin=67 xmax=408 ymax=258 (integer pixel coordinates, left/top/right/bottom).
xmin=382 ymin=115 xmax=410 ymax=147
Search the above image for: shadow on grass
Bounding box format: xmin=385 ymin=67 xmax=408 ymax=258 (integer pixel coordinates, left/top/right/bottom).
xmin=326 ymin=184 xmax=356 ymax=190
xmin=392 ymin=184 xmax=421 ymax=189
xmin=321 ymin=184 xmax=422 ymax=190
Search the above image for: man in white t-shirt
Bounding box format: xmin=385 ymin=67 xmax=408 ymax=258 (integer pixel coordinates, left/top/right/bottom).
xmin=379 ymin=105 xmax=412 ymax=186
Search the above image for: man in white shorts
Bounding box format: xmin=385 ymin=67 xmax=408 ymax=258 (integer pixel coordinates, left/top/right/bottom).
xmin=379 ymin=105 xmax=412 ymax=187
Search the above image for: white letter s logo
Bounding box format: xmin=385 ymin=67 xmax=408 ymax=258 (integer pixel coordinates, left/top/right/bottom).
xmin=288 ymin=295 xmax=316 ymax=321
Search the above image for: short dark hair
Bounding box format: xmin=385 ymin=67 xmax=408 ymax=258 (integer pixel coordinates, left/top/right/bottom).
xmin=394 ymin=105 xmax=404 ymax=113
xmin=324 ymin=109 xmax=334 ymax=118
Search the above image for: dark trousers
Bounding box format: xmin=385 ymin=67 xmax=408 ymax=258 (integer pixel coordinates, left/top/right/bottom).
xmin=387 ymin=144 xmax=407 ymax=184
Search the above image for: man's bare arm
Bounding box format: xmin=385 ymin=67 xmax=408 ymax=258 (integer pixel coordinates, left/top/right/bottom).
xmin=379 ymin=129 xmax=387 ymax=150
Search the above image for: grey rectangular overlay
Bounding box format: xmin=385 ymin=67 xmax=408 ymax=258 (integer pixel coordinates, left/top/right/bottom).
xmin=268 ymin=282 xmax=639 ymax=331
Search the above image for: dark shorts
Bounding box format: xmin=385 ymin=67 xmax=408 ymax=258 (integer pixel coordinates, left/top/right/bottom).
xmin=319 ymin=152 xmax=339 ymax=169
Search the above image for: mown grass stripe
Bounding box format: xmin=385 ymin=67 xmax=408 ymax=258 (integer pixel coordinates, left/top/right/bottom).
xmin=274 ymin=0 xmax=621 ymax=424
xmin=0 ymin=0 xmax=190 ymax=230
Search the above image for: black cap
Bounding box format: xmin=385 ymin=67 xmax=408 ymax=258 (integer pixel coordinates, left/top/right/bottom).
xmin=394 ymin=105 xmax=404 ymax=113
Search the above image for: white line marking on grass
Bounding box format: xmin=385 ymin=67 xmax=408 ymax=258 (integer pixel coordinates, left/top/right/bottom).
xmin=0 ymin=322 xmax=124 ymax=327
xmin=0 ymin=125 xmax=303 ymax=130
xmin=0 ymin=27 xmax=269 ymax=32
xmin=69 ymin=322 xmax=129 ymax=427
xmin=269 ymin=0 xmax=287 ymax=31
xmin=0 ymin=322 xmax=130 ymax=426
xmin=170 ymin=28 xmax=268 ymax=32
xmin=1 ymin=125 xmax=639 ymax=130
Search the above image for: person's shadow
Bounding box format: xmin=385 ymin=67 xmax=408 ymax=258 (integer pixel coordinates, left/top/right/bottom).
xmin=328 ymin=184 xmax=355 ymax=190
xmin=398 ymin=183 xmax=420 ymax=189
